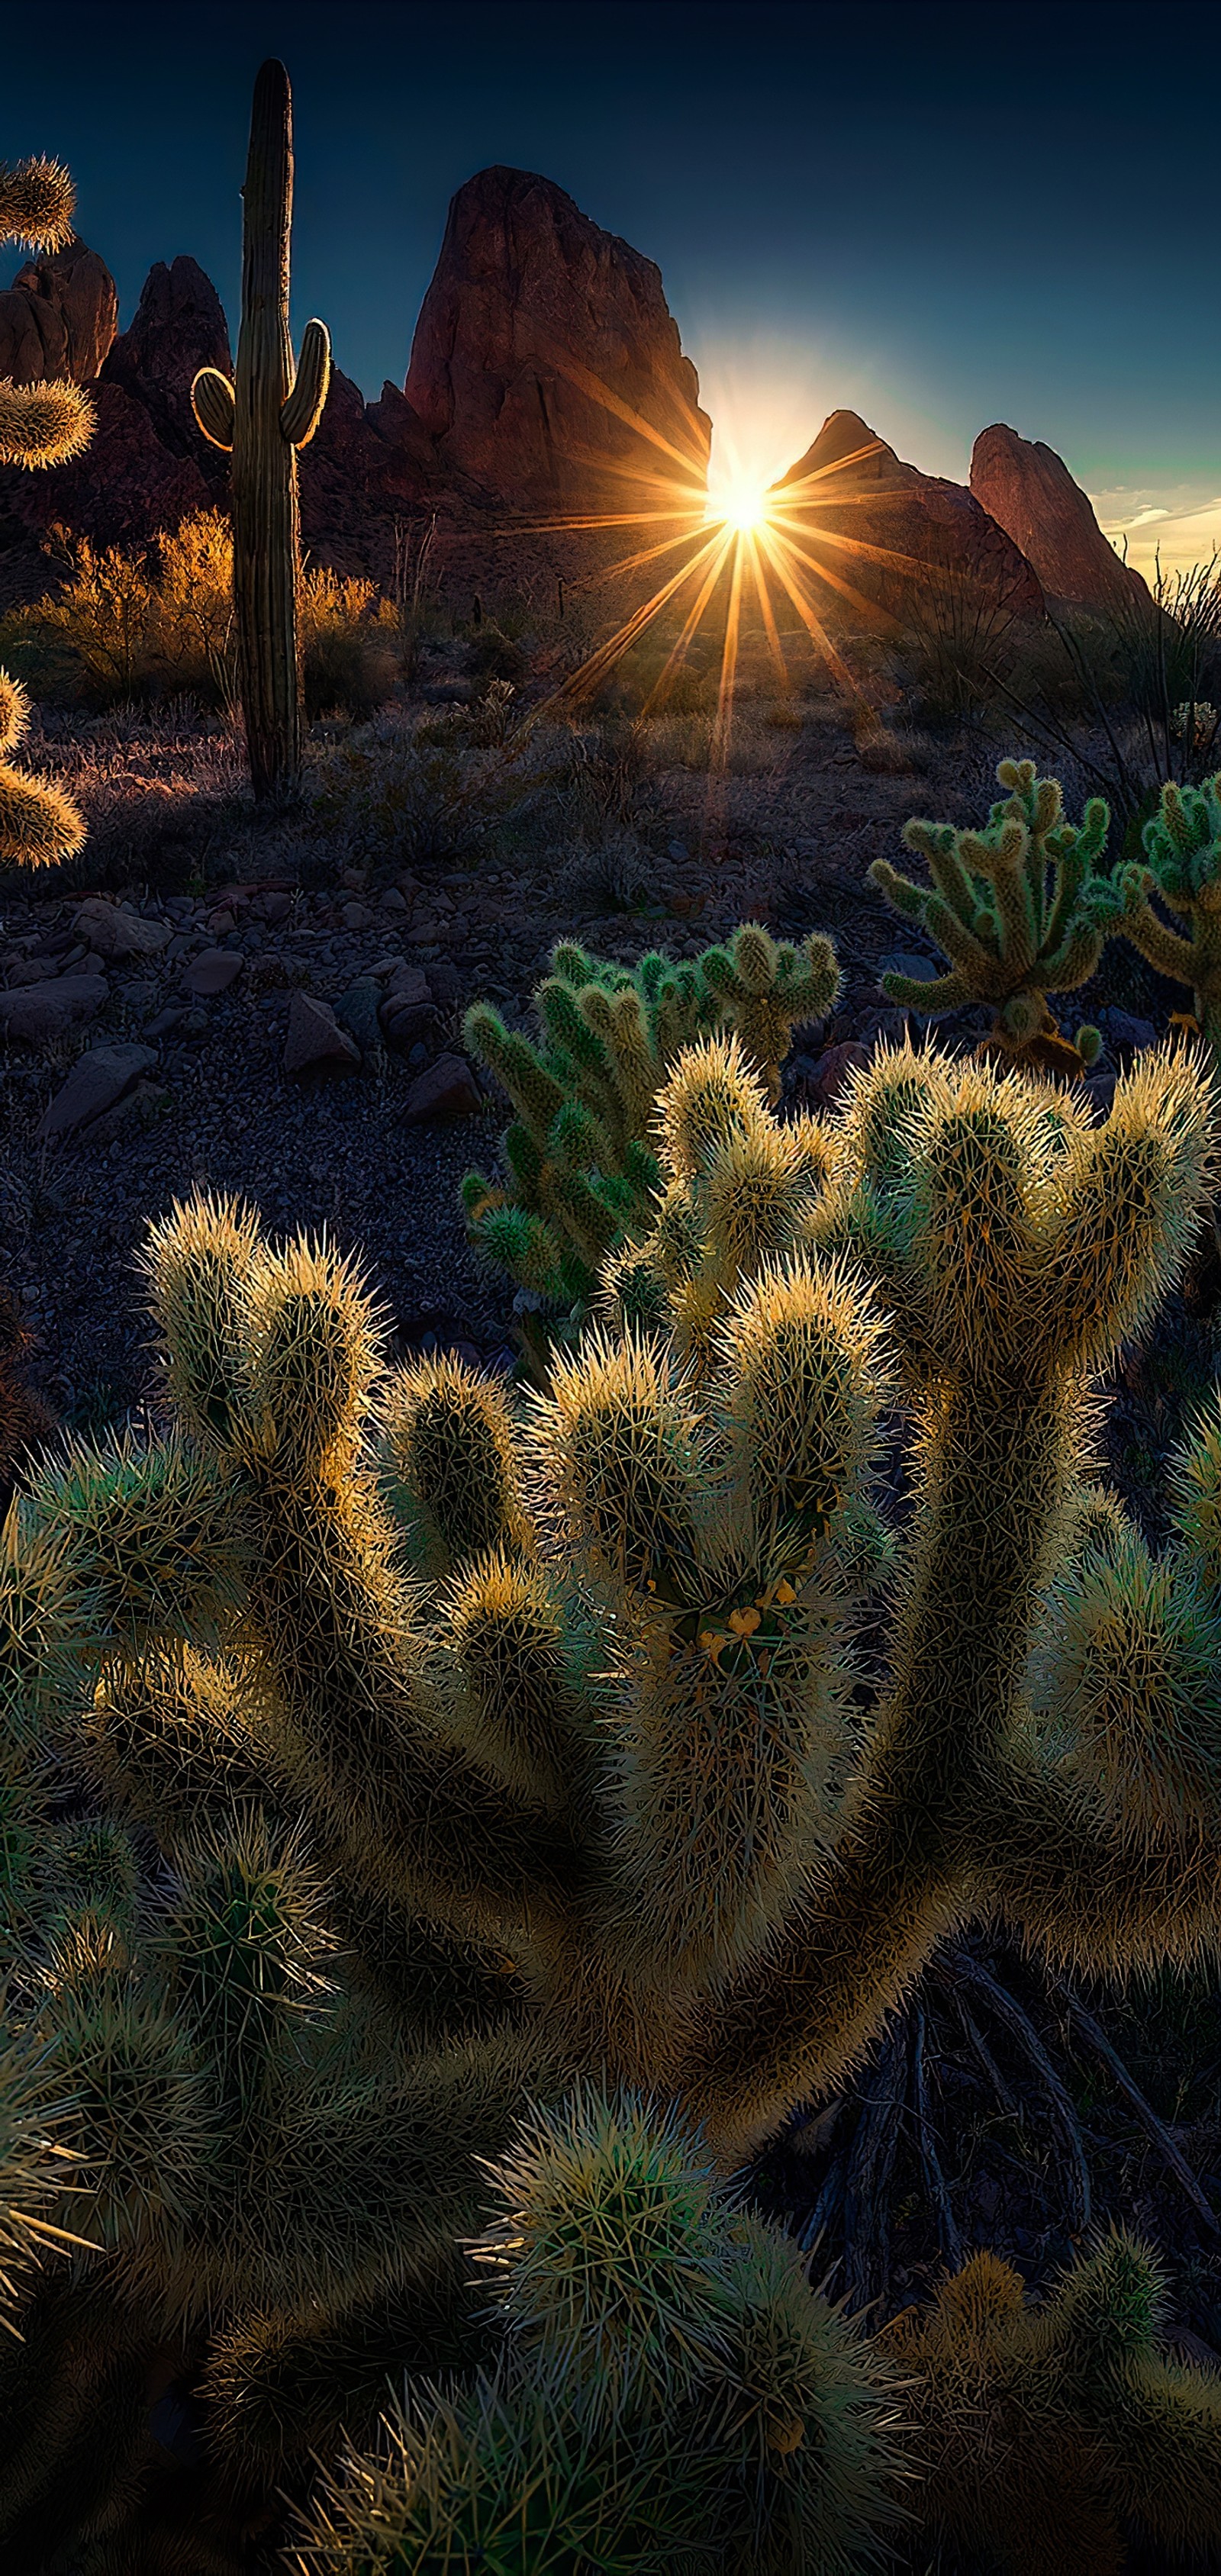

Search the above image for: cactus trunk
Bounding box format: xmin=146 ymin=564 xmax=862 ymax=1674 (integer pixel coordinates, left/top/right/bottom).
xmin=233 ymin=60 xmax=301 ymax=801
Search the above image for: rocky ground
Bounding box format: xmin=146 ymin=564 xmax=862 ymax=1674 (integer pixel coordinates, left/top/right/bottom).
xmin=0 ymin=688 xmax=1184 ymax=1444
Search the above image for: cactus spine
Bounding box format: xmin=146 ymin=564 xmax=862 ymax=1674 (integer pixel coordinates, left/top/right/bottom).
xmin=191 ymin=60 xmax=331 ymax=800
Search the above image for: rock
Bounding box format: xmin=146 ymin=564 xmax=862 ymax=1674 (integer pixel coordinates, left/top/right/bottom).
xmin=183 ymin=948 xmax=243 ymax=997
xmin=0 ymin=237 xmax=118 ymax=385
xmin=404 ymin=166 xmax=710 ymax=509
xmin=81 ymin=1078 xmax=172 ymax=1148
xmin=399 ymin=1051 xmax=483 ymax=1122
xmin=773 ymin=410 xmax=1045 ymax=623
xmin=180 ymin=1008 xmax=209 ymax=1037
xmin=379 ymin=887 xmax=408 ymax=915
xmin=263 ymin=890 xmax=292 ymax=924
xmin=382 ymin=999 xmax=446 ymax=1056
xmin=333 ymin=977 xmax=385 ymax=1063
xmin=100 ymin=255 xmax=232 ymax=474
xmin=1101 ymin=1006 xmax=1157 ymax=1052
xmin=282 ymin=991 xmax=360 ymax=1077
xmin=381 ymin=964 xmax=432 ymax=1013
xmin=803 ymin=1038 xmax=872 ymax=1109
xmin=5 ymin=957 xmax=57 ymax=986
xmin=970 ymin=424 xmax=1150 ymax=616
xmin=36 ymin=1042 xmax=157 ymax=1141
xmin=340 ymin=900 xmax=373 ymax=930
xmin=143 ymin=1004 xmax=185 ymax=1041
xmin=427 ymin=960 xmax=465 ymax=1006
xmin=74 ymin=898 xmax=170 ymax=960
xmin=0 ymin=974 xmax=108 ymax=1043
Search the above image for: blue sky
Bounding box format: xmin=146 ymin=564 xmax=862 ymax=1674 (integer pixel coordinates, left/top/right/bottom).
xmin=5 ymin=2 xmax=1220 ymax=568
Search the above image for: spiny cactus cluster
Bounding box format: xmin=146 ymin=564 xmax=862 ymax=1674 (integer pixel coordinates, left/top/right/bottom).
xmin=5 ymin=1029 xmax=1221 ymax=2564
xmin=1096 ymin=770 xmax=1221 ymax=1074
xmin=462 ymin=920 xmax=839 ymax=1341
xmin=191 ymin=60 xmax=331 ymax=800
xmin=869 ymin=755 xmax=1125 ymax=1074
xmin=0 ymin=155 xmax=93 ymax=873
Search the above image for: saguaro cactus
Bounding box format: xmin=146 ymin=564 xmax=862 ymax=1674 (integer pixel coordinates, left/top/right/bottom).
xmin=191 ymin=60 xmax=331 ymax=799
xmin=0 ymin=156 xmax=93 ymax=871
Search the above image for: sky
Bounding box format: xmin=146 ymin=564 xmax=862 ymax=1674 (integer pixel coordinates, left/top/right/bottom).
xmin=4 ymin=0 xmax=1220 ymax=573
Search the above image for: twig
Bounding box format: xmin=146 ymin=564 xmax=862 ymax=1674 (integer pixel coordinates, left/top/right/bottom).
xmin=945 ymin=1991 xmax=1018 ymax=2117
xmin=941 ymin=1946 xmax=1091 ymax=2233
xmin=911 ymin=2003 xmax=962 ymax=2270
xmin=1051 ymin=1976 xmax=1219 ymax=2236
xmin=841 ymin=2029 xmax=906 ymax=2310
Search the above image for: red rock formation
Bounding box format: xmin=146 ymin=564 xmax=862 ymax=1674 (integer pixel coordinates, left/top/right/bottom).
xmin=5 ymin=382 xmax=211 ymax=546
xmin=100 ymin=256 xmax=232 ymax=474
xmin=298 ymin=365 xmax=446 ymax=582
xmin=404 ymin=166 xmax=710 ymax=510
xmin=773 ymin=410 xmax=1045 ymax=625
xmin=970 ymin=423 xmax=1149 ymax=615
xmin=0 ymin=238 xmax=118 ymax=385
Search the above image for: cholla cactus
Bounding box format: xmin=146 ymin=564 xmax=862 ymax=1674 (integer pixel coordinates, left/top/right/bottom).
xmin=881 ymin=2230 xmax=1221 ymax=2573
xmin=462 ymin=923 xmax=840 ymax=1352
xmin=1097 ymin=771 xmax=1221 ymax=1072
xmin=4 ymin=1030 xmax=1221 ymax=2561
xmin=191 ymin=61 xmax=331 ymax=798
xmin=0 ymin=159 xmax=93 ymax=874
xmin=869 ymin=757 xmax=1117 ymax=1074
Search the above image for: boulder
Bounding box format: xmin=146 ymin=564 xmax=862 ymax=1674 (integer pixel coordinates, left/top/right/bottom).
xmin=404 ymin=166 xmax=710 ymax=509
xmin=74 ymin=898 xmax=170 ymax=960
xmin=382 ymin=964 xmax=432 ymax=1013
xmin=0 ymin=237 xmax=118 ymax=385
xmin=399 ymin=1051 xmax=482 ymax=1121
xmin=333 ymin=977 xmax=385 ymax=1062
xmin=0 ymin=974 xmax=108 ymax=1044
xmin=282 ymin=991 xmax=360 ymax=1077
xmin=772 ymin=410 xmax=1045 ymax=626
xmin=182 ymin=948 xmax=243 ymax=997
xmin=969 ymin=423 xmax=1151 ymax=616
xmin=802 ymin=1038 xmax=872 ymax=1109
xmin=382 ymin=998 xmax=446 ymax=1056
xmin=37 ymin=1042 xmax=157 ymax=1141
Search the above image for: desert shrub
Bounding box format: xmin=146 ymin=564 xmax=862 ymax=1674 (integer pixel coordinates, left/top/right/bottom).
xmin=299 ymin=567 xmax=400 ymax=720
xmin=6 ymin=516 xmax=401 ymax=723
xmin=892 ymin=553 xmax=1033 ymax=729
xmin=0 ymin=707 xmax=250 ymax=896
xmin=560 ymin=828 xmax=661 ymax=913
xmin=463 ymin=621 xmax=527 ymax=685
xmin=307 ymin=711 xmax=565 ymax=874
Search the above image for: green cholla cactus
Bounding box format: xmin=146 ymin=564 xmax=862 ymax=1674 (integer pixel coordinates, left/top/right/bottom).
xmin=0 ymin=156 xmax=94 ymax=874
xmin=1097 ymin=771 xmax=1221 ymax=1072
xmin=462 ymin=923 xmax=840 ymax=1348
xmin=190 ymin=60 xmax=331 ymax=799
xmin=869 ymin=756 xmax=1115 ymax=1074
xmin=5 ymin=1031 xmax=1221 ymax=2562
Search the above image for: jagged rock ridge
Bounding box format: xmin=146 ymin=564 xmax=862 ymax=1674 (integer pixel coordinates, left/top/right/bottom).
xmin=774 ymin=409 xmax=1045 ymax=621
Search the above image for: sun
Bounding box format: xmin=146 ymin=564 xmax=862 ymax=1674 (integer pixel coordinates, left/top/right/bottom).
xmin=710 ymin=478 xmax=772 ymax=534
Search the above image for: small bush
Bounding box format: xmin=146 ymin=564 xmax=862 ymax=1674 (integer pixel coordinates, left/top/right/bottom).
xmin=464 ymin=623 xmax=527 ymax=685
xmin=300 ymin=568 xmax=399 ymax=720
xmin=5 ymin=517 xmax=401 ymax=721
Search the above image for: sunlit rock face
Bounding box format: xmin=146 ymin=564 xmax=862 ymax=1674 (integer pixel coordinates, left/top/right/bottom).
xmin=971 ymin=422 xmax=1150 ymax=616
xmin=0 ymin=238 xmax=118 ymax=385
xmin=774 ymin=407 xmax=1045 ymax=622
xmin=404 ymin=165 xmax=712 ymax=509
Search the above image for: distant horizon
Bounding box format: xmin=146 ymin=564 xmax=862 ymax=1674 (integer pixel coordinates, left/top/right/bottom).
xmin=4 ymin=1 xmax=1219 ymax=579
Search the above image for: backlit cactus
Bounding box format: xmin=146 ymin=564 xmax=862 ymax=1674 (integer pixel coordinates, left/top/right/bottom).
xmin=1096 ymin=769 xmax=1221 ymax=1074
xmin=0 ymin=164 xmax=93 ymax=872
xmin=462 ymin=922 xmax=840 ymax=1359
xmin=191 ymin=60 xmax=331 ymax=799
xmin=869 ymin=755 xmax=1120 ymax=1074
xmin=4 ymin=1029 xmax=1221 ymax=2560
